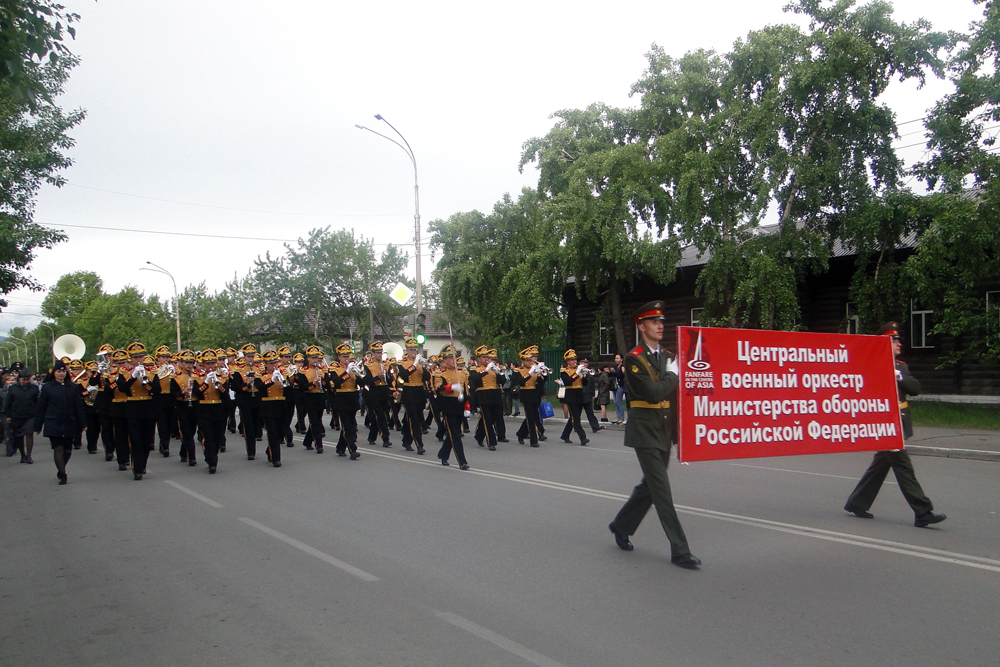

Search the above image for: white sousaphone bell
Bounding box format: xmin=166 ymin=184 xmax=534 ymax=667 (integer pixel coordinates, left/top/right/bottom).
xmin=381 ymin=341 xmax=404 ymax=362
xmin=52 ymin=334 xmax=87 ymax=361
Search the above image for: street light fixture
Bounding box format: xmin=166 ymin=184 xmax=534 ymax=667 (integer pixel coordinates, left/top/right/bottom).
xmin=355 ymin=114 xmax=423 ymax=318
xmin=27 ymin=331 xmax=39 ymax=372
xmin=38 ymin=322 xmax=55 ymax=362
xmin=7 ymin=335 xmax=28 ymax=366
xmin=141 ymin=261 xmax=182 ymax=351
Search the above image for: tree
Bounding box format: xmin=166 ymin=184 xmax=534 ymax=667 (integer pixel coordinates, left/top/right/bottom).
xmin=244 ymin=228 xmax=409 ymax=349
xmin=636 ymin=0 xmax=949 ymax=330
xmin=0 ymin=11 xmax=84 ymax=311
xmin=430 ymin=188 xmax=566 ymax=353
xmin=40 ymin=270 xmax=103 ymax=330
xmin=0 ymin=0 xmax=80 ymax=106
xmin=520 ymin=105 xmax=681 ymax=355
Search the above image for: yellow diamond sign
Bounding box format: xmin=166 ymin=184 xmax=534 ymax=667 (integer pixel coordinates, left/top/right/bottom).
xmin=389 ymin=282 xmax=414 ymax=306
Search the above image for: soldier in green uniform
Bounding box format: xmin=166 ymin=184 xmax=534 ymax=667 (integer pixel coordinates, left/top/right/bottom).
xmin=843 ymin=322 xmax=946 ymax=527
xmin=608 ymin=301 xmax=701 ymax=569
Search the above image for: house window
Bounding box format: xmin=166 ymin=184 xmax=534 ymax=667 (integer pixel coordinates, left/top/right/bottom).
xmin=910 ymin=300 xmax=934 ymax=349
xmin=845 ymin=302 xmax=859 ymax=335
xmin=598 ymin=322 xmax=612 ymax=357
xmin=691 ymin=308 xmax=704 ymax=326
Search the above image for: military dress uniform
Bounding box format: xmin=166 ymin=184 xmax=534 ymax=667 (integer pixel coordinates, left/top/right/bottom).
xmin=433 ymin=345 xmax=470 ymax=470
xmin=608 ymin=301 xmax=700 ymax=569
xmin=844 ymin=322 xmax=946 ymax=527
xmin=277 ymin=345 xmax=296 ymax=446
xmin=192 ymin=349 xmax=229 ymax=473
xmin=153 ymin=345 xmax=177 ymax=458
xmin=94 ymin=344 xmax=116 ymax=460
xmin=513 ymin=347 xmax=546 ymax=447
xmin=121 ymin=346 xmax=159 ymax=480
xmin=396 ymin=338 xmax=428 ymax=454
xmin=291 ymin=352 xmax=308 ymax=435
xmin=328 ymin=343 xmax=362 ymax=459
xmin=169 ymin=350 xmax=199 ymax=466
xmin=559 ymin=349 xmax=591 ymax=446
xmin=468 ymin=346 xmax=505 ymax=450
xmin=297 ymin=346 xmax=328 ymax=453
xmin=107 ymin=350 xmax=132 ymax=469
xmin=82 ymin=360 xmax=103 ymax=453
xmin=232 ymin=343 xmax=264 ymax=458
xmin=255 ymin=349 xmax=288 ymax=467
xmin=363 ymin=342 xmax=393 ymax=447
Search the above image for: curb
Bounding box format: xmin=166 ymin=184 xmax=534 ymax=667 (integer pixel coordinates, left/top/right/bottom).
xmin=906 ymin=445 xmax=1000 ymax=463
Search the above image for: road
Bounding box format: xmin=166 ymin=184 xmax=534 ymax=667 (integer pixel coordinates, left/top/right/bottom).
xmin=2 ymin=418 xmax=997 ymax=666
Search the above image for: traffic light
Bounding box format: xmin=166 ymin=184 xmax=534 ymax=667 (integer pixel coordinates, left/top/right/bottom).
xmin=415 ymin=312 xmax=426 ymax=345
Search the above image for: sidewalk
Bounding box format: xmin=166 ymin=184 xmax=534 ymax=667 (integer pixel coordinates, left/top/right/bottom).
xmin=503 ymin=417 xmax=1000 ymax=462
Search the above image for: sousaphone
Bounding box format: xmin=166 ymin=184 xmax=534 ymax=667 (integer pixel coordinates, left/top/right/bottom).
xmin=52 ymin=334 xmax=86 ymax=360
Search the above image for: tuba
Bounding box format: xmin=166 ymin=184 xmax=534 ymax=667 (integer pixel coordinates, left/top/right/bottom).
xmin=53 ymin=334 xmax=86 ymax=361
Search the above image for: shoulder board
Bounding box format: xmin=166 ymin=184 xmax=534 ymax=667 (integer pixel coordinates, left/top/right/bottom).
xmin=630 ymin=345 xmax=644 ymax=357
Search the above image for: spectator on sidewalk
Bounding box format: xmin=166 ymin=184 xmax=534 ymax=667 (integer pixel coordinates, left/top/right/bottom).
xmin=4 ymin=369 xmax=39 ymax=464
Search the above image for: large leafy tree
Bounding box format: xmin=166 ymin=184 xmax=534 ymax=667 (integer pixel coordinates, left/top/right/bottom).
xmin=0 ymin=1 xmax=84 ymax=311
xmin=245 ymin=228 xmax=409 ymax=350
xmin=637 ymin=0 xmax=949 ymax=330
xmin=429 ymin=188 xmax=566 ymax=353
xmin=520 ymin=105 xmax=680 ymax=355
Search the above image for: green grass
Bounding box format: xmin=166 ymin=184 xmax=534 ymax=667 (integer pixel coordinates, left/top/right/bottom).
xmin=909 ymin=402 xmax=1000 ymax=430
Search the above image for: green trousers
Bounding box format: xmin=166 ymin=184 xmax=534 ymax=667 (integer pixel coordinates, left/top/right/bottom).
xmin=611 ymin=446 xmax=690 ymax=558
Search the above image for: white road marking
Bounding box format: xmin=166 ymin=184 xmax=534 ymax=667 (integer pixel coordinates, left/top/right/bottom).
xmin=729 ymin=462 xmax=897 ymax=485
xmin=357 ymin=447 xmax=1000 ymax=574
xmin=164 ymin=480 xmax=224 ymax=508
xmin=436 ymin=612 xmax=570 ymax=667
xmin=238 ymin=517 xmax=379 ymax=582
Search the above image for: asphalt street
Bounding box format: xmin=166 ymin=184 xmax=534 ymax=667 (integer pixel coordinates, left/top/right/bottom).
xmin=2 ymin=417 xmax=998 ymax=667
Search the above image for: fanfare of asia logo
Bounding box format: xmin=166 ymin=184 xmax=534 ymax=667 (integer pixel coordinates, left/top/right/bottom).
xmin=684 ymin=329 xmax=714 ymax=391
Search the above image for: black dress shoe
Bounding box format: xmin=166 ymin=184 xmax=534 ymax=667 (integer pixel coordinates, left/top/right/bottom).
xmin=538 ymin=435 xmax=547 ymax=441
xmin=498 ymin=438 xmax=509 ymax=443
xmin=609 ymin=524 xmax=633 ymax=551
xmin=530 ymin=443 xmax=539 ymax=447
xmin=118 ymin=464 xmax=128 ymax=471
xmin=247 ymin=455 xmax=255 ymax=461
xmin=915 ymin=512 xmax=946 ymax=528
xmin=403 ymin=444 xmax=414 ymax=451
xmin=161 ymin=450 xmax=170 ymax=457
xmin=316 ymin=446 xmax=324 ymax=454
xmin=488 ymin=445 xmax=496 ymax=451
xmin=273 ymin=461 xmax=282 ymax=468
xmin=440 ymin=459 xmax=450 ymax=466
xmin=209 ymin=465 xmax=217 ymax=474
xmin=517 ymin=437 xmax=525 ymax=445
xmin=220 ymin=445 xmax=226 ymax=453
xmin=561 ymin=438 xmax=572 ymax=444
xmin=189 ymin=460 xmax=197 ymax=466
xmin=58 ymin=475 xmax=67 ymax=485
xmin=416 ymin=447 xmax=425 ymax=455
xmin=286 ymin=440 xmax=294 ymax=447
xmin=476 ymin=439 xmax=484 ymax=447
xmin=383 ymin=442 xmax=393 ymax=448
xmin=460 ymin=464 xmax=470 ymax=470
xmin=671 ymin=553 xmax=701 ymax=569
xmin=367 ymin=440 xmax=376 ymax=446
xmin=304 ymin=444 xmax=314 ymax=450
xmin=349 ymin=451 xmax=360 ymax=460
xmin=580 ymin=438 xmax=590 ymax=446
xmin=337 ymin=450 xmax=347 ymax=457
xmin=844 ymin=503 xmax=874 ymax=519
xmin=134 ymin=473 xmax=143 ymax=481
xmin=105 ymin=454 xmax=114 ymax=461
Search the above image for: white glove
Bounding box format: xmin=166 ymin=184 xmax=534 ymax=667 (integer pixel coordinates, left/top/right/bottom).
xmin=463 ymin=410 xmax=471 ymax=418
xmin=555 ymin=379 xmax=564 ymax=386
xmin=87 ymin=385 xmax=99 ymax=394
xmin=449 ymin=383 xmax=463 ymax=393
xmin=346 ymin=362 xmax=357 ymax=374
xmin=895 ymin=370 xmax=903 ymax=381
xmin=205 ymin=371 xmax=218 ymax=385
xmin=166 ymin=364 xmax=176 ymax=374
xmin=529 ymin=363 xmax=539 ymax=376
xmin=289 ymin=364 xmax=298 ymax=375
xmin=414 ymin=354 xmax=426 ymax=366
xmin=271 ymin=369 xmax=283 ymax=384
xmin=667 ymin=358 xmax=679 ymax=375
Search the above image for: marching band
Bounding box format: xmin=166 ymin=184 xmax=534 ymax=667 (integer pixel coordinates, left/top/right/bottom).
xmin=14 ymin=337 xmax=560 ymax=481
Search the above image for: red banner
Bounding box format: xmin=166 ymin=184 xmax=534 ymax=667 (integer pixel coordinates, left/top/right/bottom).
xmin=676 ymin=327 xmax=904 ymax=462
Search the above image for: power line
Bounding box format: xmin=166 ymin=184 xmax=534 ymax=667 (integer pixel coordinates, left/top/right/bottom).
xmin=39 ymin=222 xmax=416 ymax=247
xmin=64 ymin=182 xmax=410 ymax=218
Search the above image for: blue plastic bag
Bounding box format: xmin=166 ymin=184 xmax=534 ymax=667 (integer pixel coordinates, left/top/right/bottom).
xmin=540 ymin=402 xmax=554 ymax=419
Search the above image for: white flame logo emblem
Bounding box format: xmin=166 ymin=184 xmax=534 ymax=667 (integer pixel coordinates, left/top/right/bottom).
xmin=687 ymin=330 xmax=711 ymax=371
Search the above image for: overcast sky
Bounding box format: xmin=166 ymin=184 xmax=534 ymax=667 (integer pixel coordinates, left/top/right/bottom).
xmin=1 ymin=0 xmax=986 ymax=335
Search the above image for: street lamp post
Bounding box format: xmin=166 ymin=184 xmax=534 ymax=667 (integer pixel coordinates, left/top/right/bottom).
xmin=38 ymin=322 xmax=55 ymax=363
xmin=355 ymin=114 xmax=422 ymax=317
xmin=141 ymin=261 xmax=182 ymax=351
xmin=27 ymin=331 xmax=39 ymax=372
xmin=7 ymin=335 xmax=27 ymax=366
